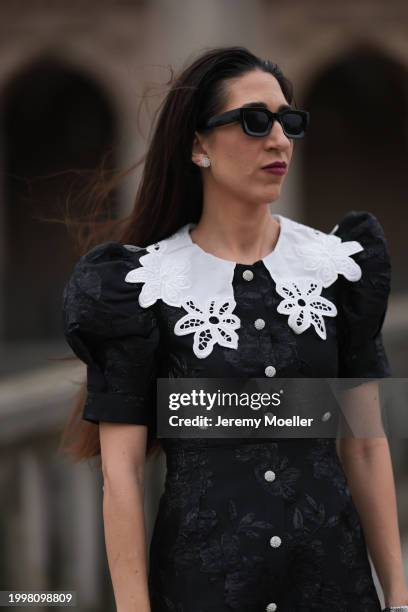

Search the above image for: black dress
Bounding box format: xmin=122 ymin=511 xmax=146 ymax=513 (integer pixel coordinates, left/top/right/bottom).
xmin=62 ymin=210 xmax=392 ymax=612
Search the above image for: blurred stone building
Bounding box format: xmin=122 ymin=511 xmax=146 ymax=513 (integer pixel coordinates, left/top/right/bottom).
xmin=0 ymin=1 xmax=407 ymax=610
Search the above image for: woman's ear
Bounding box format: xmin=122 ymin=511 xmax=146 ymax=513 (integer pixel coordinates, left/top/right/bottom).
xmin=191 ymin=132 xmax=208 ymax=165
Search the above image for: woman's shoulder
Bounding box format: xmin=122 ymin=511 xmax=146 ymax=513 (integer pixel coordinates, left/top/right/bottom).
xmin=294 ymin=208 xmax=391 ymax=314
xmin=283 ymin=209 xmax=390 ymax=286
xmin=62 ymin=222 xmax=194 ymax=331
xmin=331 ymin=209 xmax=391 ymax=291
xmin=332 ymin=210 xmax=389 ymax=257
xmin=62 ymin=241 xmax=157 ymax=338
xmin=286 ymin=208 xmax=388 ymax=247
xmin=63 ymin=241 xmax=149 ymax=303
xmin=330 ymin=210 xmax=391 ymax=348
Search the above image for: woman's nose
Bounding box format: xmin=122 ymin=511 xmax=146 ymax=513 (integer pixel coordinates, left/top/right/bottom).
xmin=265 ymin=119 xmax=291 ymax=148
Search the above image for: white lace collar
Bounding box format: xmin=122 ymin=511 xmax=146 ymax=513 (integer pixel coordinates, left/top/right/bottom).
xmin=124 ymin=214 xmax=364 ymax=358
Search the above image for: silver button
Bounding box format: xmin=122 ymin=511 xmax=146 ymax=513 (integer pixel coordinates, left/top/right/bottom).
xmin=266 ymin=604 xmax=277 ymax=612
xmin=242 ymin=269 xmax=254 ymax=281
xmin=264 ymin=470 xmax=276 ymax=482
xmin=265 ymin=365 xmax=276 ymax=377
xmin=269 ymin=535 xmax=282 ymax=548
xmin=321 ymin=411 xmax=331 ymax=422
xmin=254 ymin=318 xmax=265 ymax=330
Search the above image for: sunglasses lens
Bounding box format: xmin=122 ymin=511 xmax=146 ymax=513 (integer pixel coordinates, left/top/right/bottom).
xmin=243 ymin=110 xmax=270 ymax=135
xmin=243 ymin=109 xmax=307 ymax=138
xmin=281 ymin=112 xmax=305 ymax=137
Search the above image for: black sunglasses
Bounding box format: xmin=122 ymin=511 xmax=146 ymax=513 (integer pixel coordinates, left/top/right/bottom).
xmin=198 ymin=106 xmax=310 ymax=139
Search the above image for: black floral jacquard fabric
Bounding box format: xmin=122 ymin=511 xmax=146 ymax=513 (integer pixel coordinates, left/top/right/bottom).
xmin=62 ymin=210 xmax=392 ymax=611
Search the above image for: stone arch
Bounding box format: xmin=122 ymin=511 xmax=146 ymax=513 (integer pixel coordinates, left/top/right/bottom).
xmin=301 ymin=43 xmax=407 ymax=292
xmin=2 ymin=54 xmax=117 ymax=342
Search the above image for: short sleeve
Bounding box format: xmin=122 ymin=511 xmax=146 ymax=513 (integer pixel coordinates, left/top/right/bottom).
xmin=62 ymin=242 xmax=161 ymax=426
xmin=333 ymin=210 xmax=392 ymax=381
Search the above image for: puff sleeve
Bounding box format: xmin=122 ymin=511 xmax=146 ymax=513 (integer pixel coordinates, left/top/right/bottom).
xmin=333 ymin=210 xmax=392 ymax=381
xmin=62 ymin=242 xmax=162 ymax=426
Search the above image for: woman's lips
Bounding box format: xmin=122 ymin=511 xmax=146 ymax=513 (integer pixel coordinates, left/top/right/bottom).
xmin=262 ymin=166 xmax=287 ymax=175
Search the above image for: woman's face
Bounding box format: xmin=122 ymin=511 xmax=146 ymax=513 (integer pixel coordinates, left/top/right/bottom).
xmin=192 ymin=69 xmax=294 ymax=205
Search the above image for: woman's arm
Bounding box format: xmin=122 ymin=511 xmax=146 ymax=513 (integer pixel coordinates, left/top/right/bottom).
xmin=100 ymin=423 xmax=151 ymax=612
xmin=336 ymin=383 xmax=408 ymax=607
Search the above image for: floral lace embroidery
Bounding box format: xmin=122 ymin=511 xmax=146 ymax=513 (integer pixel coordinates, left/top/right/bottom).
xmin=125 ymin=245 xmax=191 ymax=308
xmin=275 ymin=278 xmax=337 ymax=340
xmin=296 ymin=231 xmax=363 ymax=287
xmin=174 ymin=296 xmax=240 ymax=359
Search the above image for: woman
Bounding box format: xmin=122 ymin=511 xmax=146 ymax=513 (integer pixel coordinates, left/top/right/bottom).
xmin=62 ymin=46 xmax=408 ymax=611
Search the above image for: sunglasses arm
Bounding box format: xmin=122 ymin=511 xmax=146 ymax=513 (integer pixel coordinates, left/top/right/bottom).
xmin=200 ymin=109 xmax=241 ymax=130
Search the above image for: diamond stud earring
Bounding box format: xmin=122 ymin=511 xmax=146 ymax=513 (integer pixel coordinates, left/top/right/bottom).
xmin=199 ymin=155 xmax=211 ymax=168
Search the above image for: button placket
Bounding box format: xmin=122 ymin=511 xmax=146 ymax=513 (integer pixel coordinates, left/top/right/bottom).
xmin=236 ymin=263 xmax=277 ymax=380
xmin=265 ymin=488 xmax=281 ymax=612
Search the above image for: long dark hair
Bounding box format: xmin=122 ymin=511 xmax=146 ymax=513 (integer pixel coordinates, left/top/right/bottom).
xmin=59 ymin=45 xmax=295 ymax=464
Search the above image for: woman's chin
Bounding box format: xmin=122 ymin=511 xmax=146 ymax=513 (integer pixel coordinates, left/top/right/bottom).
xmin=258 ymin=185 xmax=283 ymax=203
